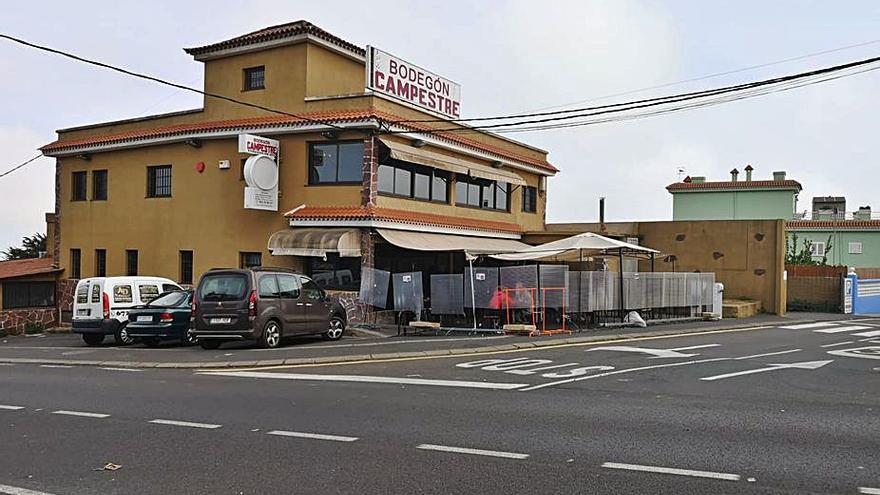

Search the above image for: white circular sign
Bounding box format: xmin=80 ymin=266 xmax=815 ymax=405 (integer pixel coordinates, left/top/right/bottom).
xmin=243 ymin=155 xmax=278 ymax=190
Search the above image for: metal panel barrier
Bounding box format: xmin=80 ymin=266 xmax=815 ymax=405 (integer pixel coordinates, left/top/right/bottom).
xmin=392 ymin=271 xmax=424 ymax=313
xmin=430 ymin=274 xmax=464 ymax=315
xmin=358 ymin=267 xmax=390 ymax=309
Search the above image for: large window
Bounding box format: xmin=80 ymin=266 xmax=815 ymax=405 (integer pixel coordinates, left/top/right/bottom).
xmin=147 ymin=165 xmax=172 ymax=198
xmin=94 ymin=249 xmax=107 ymax=277
xmin=179 ymin=251 xmax=193 ymax=285
xmin=92 ymin=170 xmax=108 ymax=201
xmin=243 ymin=66 xmax=265 ymax=91
xmin=455 ymin=175 xmax=509 ymax=211
xmin=72 ymin=171 xmax=87 ymax=201
xmin=378 ymin=160 xmax=449 ymax=203
xmin=522 ymin=186 xmax=538 ymax=213
xmin=309 ymin=142 xmax=364 ymax=184
xmin=70 ymin=249 xmax=81 ymax=279
xmin=2 ymin=281 xmax=55 ymax=309
xmin=240 ymin=252 xmax=262 ymax=269
xmin=126 ymin=250 xmax=138 ymax=276
xmin=307 ymin=254 xmax=361 ymax=291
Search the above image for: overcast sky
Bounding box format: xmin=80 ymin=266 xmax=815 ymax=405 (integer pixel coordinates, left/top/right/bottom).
xmin=1 ymin=1 xmax=879 ymax=251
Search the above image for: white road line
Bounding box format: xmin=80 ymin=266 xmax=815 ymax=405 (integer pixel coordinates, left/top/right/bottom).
xmin=148 ymin=419 xmax=222 ymax=429
xmin=267 ymin=430 xmax=358 ymax=442
xmin=669 ymin=344 xmax=721 ymax=351
xmin=814 ymin=325 xmax=873 ymax=334
xmin=0 ymin=483 xmax=59 ymax=495
xmin=200 ymin=371 xmax=529 ymax=390
xmin=734 ymin=349 xmax=802 ymax=360
xmin=99 ymin=367 xmax=142 ymax=372
xmin=52 ymin=410 xmax=110 ymax=419
xmin=852 ymin=329 xmax=880 ymax=337
xmin=0 ymin=363 xmax=14 ymax=366
xmin=39 ymin=365 xmax=72 ymax=369
xmin=820 ymin=340 xmax=856 ymax=348
xmin=0 ymin=405 xmax=25 ymax=410
xmin=779 ymin=322 xmax=840 ymax=330
xmin=416 ymin=444 xmax=529 ymax=460
xmin=858 ymin=487 xmax=880 ymax=495
xmin=601 ymin=462 xmax=740 ymax=481
xmin=700 ymin=360 xmax=832 ymax=381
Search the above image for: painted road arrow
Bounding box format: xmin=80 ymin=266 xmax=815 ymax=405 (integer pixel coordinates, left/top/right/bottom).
xmin=588 ymin=344 xmax=720 ymax=359
xmin=699 ymin=360 xmax=833 ymax=381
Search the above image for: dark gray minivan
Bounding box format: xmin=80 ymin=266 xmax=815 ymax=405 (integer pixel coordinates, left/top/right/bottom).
xmin=191 ymin=267 xmax=347 ymax=349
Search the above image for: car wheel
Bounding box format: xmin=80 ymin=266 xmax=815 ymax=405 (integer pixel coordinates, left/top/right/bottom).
xmin=323 ymin=317 xmax=345 ymax=341
xmin=183 ymin=329 xmax=198 ymax=346
xmin=259 ymin=320 xmax=282 ymax=349
xmin=82 ymin=334 xmax=104 ymax=346
xmin=113 ymin=324 xmax=134 ymax=346
xmin=142 ymin=337 xmax=162 ymax=347
xmin=199 ymin=340 xmax=221 ymax=350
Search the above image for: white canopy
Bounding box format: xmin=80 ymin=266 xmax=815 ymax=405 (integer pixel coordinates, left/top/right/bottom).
xmin=491 ymin=232 xmax=659 ymax=261
xmin=377 ymin=229 xmax=531 ymax=255
xmin=268 ymin=228 xmax=361 ymax=257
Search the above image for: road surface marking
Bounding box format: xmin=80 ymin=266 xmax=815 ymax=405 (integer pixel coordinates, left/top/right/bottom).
xmin=0 ymin=405 xmax=25 ymax=410
xmin=852 ymin=329 xmax=880 ymax=337
xmin=734 ymin=349 xmax=802 ymax=360
xmin=779 ymin=322 xmax=840 ymax=330
xmin=820 ymin=341 xmax=856 ymax=348
xmin=520 ymin=357 xmax=731 ymax=391
xmin=859 ymin=488 xmax=880 ymax=495
xmin=267 ymin=430 xmax=358 ymax=442
xmin=504 ymin=363 xmax=582 ymax=375
xmin=814 ymin=325 xmax=873 ymax=334
xmin=39 ymin=365 xmax=72 ymax=369
xmin=827 ymin=347 xmax=880 ymax=360
xmin=699 ymin=360 xmax=832 ymax=381
xmin=100 ymin=367 xmax=142 ymax=372
xmin=0 ymin=363 xmax=13 ymax=366
xmin=416 ymin=444 xmax=529 ymax=460
xmin=601 ymin=462 xmax=740 ymax=481
xmin=669 ymin=344 xmax=722 ymax=351
xmin=587 ymin=345 xmax=717 ymax=359
xmin=52 ymin=410 xmax=110 ymax=419
xmin=200 ymin=371 xmax=529 ymax=390
xmin=148 ymin=419 xmax=222 ymax=429
xmin=0 ymin=483 xmax=59 ymax=495
xmin=252 ymin=335 xmax=510 ymax=351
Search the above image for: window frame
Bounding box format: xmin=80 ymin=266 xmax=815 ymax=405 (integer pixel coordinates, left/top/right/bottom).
xmin=146 ymin=165 xmax=172 ymax=198
xmin=92 ymin=169 xmax=108 ymax=201
xmin=522 ymin=185 xmax=538 ymax=213
xmin=70 ymin=248 xmax=81 ymax=279
xmin=1 ymin=281 xmax=56 ymax=309
xmin=307 ymin=141 xmax=365 ymax=186
xmin=71 ymin=171 xmax=87 ymax=201
xmin=179 ymin=250 xmax=193 ymax=285
xmin=454 ymin=175 xmax=510 ymax=212
xmin=94 ymin=249 xmax=107 ymax=277
xmin=377 ymin=159 xmax=450 ymax=204
xmin=239 ymin=252 xmax=263 ymax=269
xmin=243 ymin=65 xmax=266 ymax=91
xmin=848 ymin=242 xmax=863 ymax=255
xmin=126 ymin=249 xmax=138 ymax=277
xmin=810 ymin=241 xmax=826 ymax=257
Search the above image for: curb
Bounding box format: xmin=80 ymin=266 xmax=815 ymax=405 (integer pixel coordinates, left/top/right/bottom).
xmin=0 ymin=318 xmax=805 ymax=370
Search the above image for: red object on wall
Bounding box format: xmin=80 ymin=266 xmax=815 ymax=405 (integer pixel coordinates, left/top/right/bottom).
xmin=195 ymin=161 xmax=206 ymax=173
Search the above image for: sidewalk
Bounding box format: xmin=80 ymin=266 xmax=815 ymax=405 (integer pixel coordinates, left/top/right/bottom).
xmin=0 ymin=312 xmax=848 ymax=369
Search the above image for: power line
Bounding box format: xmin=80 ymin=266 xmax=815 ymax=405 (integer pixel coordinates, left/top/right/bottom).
xmin=0 ymin=33 xmax=347 ymax=131
xmin=0 ymin=154 xmax=44 ymax=179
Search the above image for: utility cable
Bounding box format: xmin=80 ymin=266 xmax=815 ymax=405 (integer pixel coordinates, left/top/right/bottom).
xmin=0 ymin=154 xmax=44 ymax=179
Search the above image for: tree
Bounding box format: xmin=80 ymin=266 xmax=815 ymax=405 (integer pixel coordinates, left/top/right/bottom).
xmin=786 ymin=233 xmax=835 ymax=266
xmin=2 ymin=233 xmax=47 ymax=261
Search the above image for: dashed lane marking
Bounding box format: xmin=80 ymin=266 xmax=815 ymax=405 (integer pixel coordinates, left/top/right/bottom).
xmin=200 ymin=371 xmax=530 ymax=390
xmin=99 ymin=367 xmax=142 ymax=372
xmin=416 ymin=444 xmax=529 ymax=460
xmin=0 ymin=405 xmax=25 ymax=411
xmin=39 ymin=365 xmax=72 ymax=369
xmin=858 ymin=488 xmax=880 ymax=495
xmin=779 ymin=322 xmax=841 ymax=330
xmin=852 ymin=329 xmax=880 ymax=337
xmin=733 ymin=349 xmax=802 ymax=360
xmin=148 ymin=419 xmax=222 ymax=429
xmin=601 ymin=462 xmax=740 ymax=481
xmin=0 ymin=483 xmax=59 ymax=495
xmin=51 ymin=410 xmax=110 ymax=419
xmin=814 ymin=326 xmax=873 ymax=334
xmin=267 ymin=430 xmax=358 ymax=442
xmin=820 ymin=341 xmax=856 ymax=348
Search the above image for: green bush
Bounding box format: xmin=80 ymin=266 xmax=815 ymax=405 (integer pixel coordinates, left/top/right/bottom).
xmin=24 ymin=322 xmax=45 ymax=335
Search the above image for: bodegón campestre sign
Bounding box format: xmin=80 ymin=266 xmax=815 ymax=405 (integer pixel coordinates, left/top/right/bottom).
xmin=366 ymin=46 xmax=461 ymax=119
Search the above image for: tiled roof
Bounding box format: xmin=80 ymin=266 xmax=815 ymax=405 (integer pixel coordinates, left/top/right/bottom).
xmin=285 ymin=206 xmax=524 ymax=234
xmin=787 ymin=220 xmax=880 ymax=230
xmin=41 ymin=109 xmax=557 ymax=173
xmin=0 ymin=257 xmax=60 ymax=281
xmin=184 ymin=20 xmax=365 ymax=58
xmin=667 ymin=180 xmax=802 ymax=192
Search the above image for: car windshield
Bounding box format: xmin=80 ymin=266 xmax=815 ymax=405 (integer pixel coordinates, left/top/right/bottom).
xmin=198 ymin=274 xmax=248 ymax=301
xmin=147 ymin=291 xmax=189 ymax=308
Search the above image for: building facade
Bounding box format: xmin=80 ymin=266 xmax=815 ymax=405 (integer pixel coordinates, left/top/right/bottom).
xmin=40 ymin=21 xmax=557 ymax=308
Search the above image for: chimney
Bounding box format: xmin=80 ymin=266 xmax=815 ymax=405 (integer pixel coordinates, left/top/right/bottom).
xmin=773 ymin=170 xmax=786 ymax=181
xmin=856 ymin=206 xmax=872 ymax=221
xmin=744 ymin=164 xmax=753 ymax=181
xmin=690 ymin=176 xmax=706 ymax=184
xmin=730 ymin=168 xmax=739 ymax=182
xmin=599 ymin=197 xmax=606 ymax=232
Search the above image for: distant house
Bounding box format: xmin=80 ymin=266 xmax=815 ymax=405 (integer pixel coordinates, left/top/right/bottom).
xmin=0 ymin=257 xmax=62 ymax=335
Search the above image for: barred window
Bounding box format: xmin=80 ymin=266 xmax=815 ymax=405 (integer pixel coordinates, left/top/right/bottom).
xmin=72 ymin=171 xmax=87 ymax=201
xmin=147 ymin=165 xmax=172 ymax=198
xmin=522 ymin=186 xmax=538 ymax=213
xmin=92 ymin=170 xmax=108 ymax=200
xmin=240 ymin=252 xmax=262 ymax=269
xmin=126 ymin=250 xmax=138 ymax=276
xmin=243 ymin=66 xmax=265 ymax=91
xmin=179 ymin=251 xmax=193 ymax=285
xmin=70 ymin=249 xmax=81 ymax=279
xmin=95 ymin=249 xmax=106 ymax=277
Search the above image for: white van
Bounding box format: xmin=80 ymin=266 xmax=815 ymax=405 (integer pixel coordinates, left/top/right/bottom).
xmin=72 ymin=276 xmax=182 ymax=346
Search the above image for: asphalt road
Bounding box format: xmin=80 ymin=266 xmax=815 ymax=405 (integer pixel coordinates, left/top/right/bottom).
xmin=1 ymin=318 xmax=879 ymax=494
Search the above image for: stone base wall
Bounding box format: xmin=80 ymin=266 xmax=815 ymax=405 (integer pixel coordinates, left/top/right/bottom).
xmin=0 ymin=308 xmax=57 ymax=336
xmin=330 ymin=291 xmax=368 ymax=325
xmin=57 ymin=278 xmax=78 ymax=323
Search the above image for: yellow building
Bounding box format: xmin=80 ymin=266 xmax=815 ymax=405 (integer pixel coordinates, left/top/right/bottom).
xmin=40 ymin=21 xmax=557 ymax=310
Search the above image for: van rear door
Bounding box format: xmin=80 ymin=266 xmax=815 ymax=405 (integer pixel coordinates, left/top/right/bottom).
xmin=196 ymin=272 xmax=251 ymax=330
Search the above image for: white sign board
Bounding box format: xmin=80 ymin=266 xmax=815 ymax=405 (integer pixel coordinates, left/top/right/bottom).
xmin=366 ymin=46 xmax=461 ymax=119
xmin=244 ymin=186 xmax=278 ymax=211
xmin=240 ymin=134 xmax=280 ymax=211
xmin=238 ymin=134 xmax=279 ymax=159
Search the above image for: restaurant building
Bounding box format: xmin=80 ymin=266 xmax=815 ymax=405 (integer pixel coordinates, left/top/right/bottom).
xmin=40 ymin=21 xmax=558 ymax=318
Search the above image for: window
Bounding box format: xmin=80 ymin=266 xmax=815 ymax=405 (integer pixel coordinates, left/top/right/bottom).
xmin=849 ymin=242 xmax=863 ymax=254
xmin=138 ymin=284 xmax=159 ymax=303
xmin=76 ymin=284 xmax=89 ymax=304
xmin=308 ymin=142 xmax=364 ymax=184
xmin=377 ymin=160 xmax=449 ymax=203
xmin=258 ymin=274 xmax=280 ymax=298
xmin=126 ymin=250 xmax=138 ymax=276
xmin=522 ymin=186 xmax=538 ymax=213
xmin=70 ymin=249 xmax=81 ymax=279
xmin=72 ymin=171 xmax=87 ymax=201
xmin=148 ymin=291 xmax=189 ymax=308
xmin=276 ymin=274 xmax=301 ymax=299
xmin=92 ymin=170 xmax=108 ymax=200
xmin=179 ymin=251 xmax=193 ymax=285
xmin=91 ymin=284 xmax=101 ymax=303
xmin=810 ymin=242 xmax=826 ymax=257
xmin=198 ymin=273 xmax=247 ymax=301
xmin=307 ymin=254 xmax=361 ymax=291
xmin=162 ymin=283 xmax=181 ymax=293
xmin=2 ymin=282 xmax=55 ymax=309
xmin=94 ymin=249 xmax=106 ymax=277
xmin=243 ymin=66 xmax=265 ymax=91
xmin=147 ymin=165 xmax=172 ymax=198
xmin=455 ymin=175 xmax=509 ymax=211
xmin=300 ymin=277 xmax=325 ymax=301
xmin=113 ymin=284 xmax=133 ymax=303
xmin=240 ymin=252 xmax=262 ymax=269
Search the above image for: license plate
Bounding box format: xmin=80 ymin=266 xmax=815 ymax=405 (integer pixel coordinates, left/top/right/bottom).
xmin=211 ymin=317 xmax=232 ymax=324
xmin=137 ymin=316 xmax=152 ymax=322
xmin=77 ymin=309 xmax=90 ymax=316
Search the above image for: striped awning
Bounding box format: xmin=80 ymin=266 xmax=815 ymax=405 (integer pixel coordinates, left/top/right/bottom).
xmin=268 ymin=228 xmax=361 ymax=257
